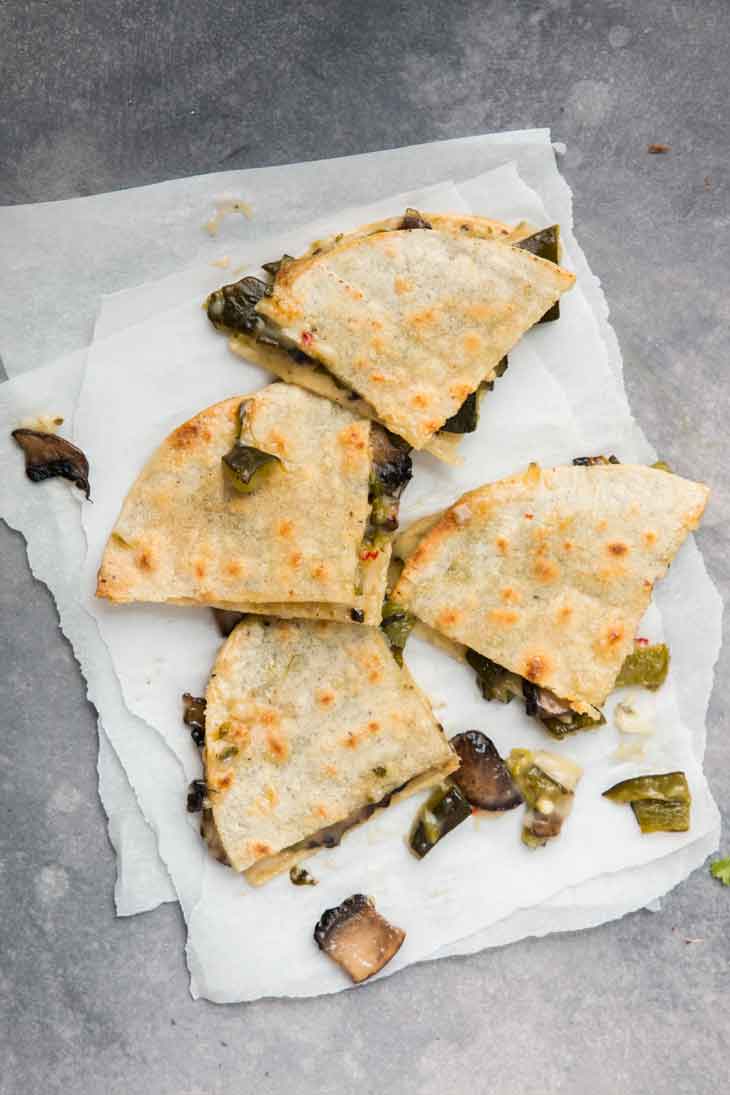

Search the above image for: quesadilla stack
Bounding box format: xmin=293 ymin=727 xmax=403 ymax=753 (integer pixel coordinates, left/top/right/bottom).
xmin=97 ymin=383 xmax=411 ymax=624
xmin=392 ymin=462 xmax=709 ymax=730
xmin=206 ymin=210 xmax=575 ymax=462
xmin=201 ymin=616 xmax=459 ymax=884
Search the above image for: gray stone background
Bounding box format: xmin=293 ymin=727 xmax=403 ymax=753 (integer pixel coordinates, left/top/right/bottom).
xmin=1 ymin=1 xmax=728 ymax=1093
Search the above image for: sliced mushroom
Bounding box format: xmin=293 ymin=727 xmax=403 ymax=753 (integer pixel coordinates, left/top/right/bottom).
xmin=211 ymin=608 xmax=246 ymax=637
xmin=289 ymin=866 xmax=318 ymax=886
xmin=522 ymin=680 xmax=604 ymax=739
xmin=450 ymin=731 xmax=523 ymax=811
xmin=409 ymin=783 xmax=472 ymax=858
xmin=400 ymin=208 xmax=432 ymax=230
xmin=314 ymin=894 xmax=405 ymax=983
xmin=370 ymin=425 xmax=413 ymax=499
xmin=182 ymin=692 xmax=206 ymax=747
xmin=572 ymin=455 xmax=620 ymax=466
xmin=186 ymin=779 xmax=207 ymax=813
xmin=12 ymin=428 xmax=91 ymax=499
xmin=507 ymin=748 xmax=582 ymax=849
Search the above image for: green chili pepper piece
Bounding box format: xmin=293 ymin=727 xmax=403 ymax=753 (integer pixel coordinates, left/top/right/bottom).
xmin=409 ymin=784 xmax=472 ymax=858
xmin=615 ymin=644 xmax=670 ymax=691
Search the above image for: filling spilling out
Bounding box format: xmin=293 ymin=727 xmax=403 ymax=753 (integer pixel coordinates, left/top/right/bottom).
xmin=206 ymin=211 xmax=562 ymax=445
xmin=218 ymin=396 xmax=412 ymax=610
xmin=184 ymin=693 xmax=446 ymax=871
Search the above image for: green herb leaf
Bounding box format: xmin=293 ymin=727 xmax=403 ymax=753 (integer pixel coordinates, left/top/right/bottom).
xmin=710 ymin=858 xmax=730 ymax=886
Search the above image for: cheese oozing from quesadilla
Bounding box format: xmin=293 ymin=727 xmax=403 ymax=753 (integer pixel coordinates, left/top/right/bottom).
xmin=392 ymin=462 xmax=709 ymax=718
xmin=206 ymin=211 xmax=575 ymax=460
xmin=201 ymin=616 xmax=459 ymax=883
xmin=96 ymin=383 xmax=411 ymax=624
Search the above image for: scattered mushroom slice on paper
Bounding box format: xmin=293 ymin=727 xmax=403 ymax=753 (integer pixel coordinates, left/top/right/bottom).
xmin=314 ymin=895 xmax=405 ymax=983
xmin=12 ymin=428 xmax=91 ymax=499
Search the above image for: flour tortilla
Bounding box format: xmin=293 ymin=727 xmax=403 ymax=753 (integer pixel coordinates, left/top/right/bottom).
xmin=203 ymin=617 xmax=458 ymax=882
xmin=96 ymin=383 xmax=391 ymax=624
xmin=393 ymin=463 xmax=709 ymax=714
xmin=254 ymin=215 xmax=575 ymax=449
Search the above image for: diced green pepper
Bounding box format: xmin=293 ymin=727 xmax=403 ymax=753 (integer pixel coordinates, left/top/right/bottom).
xmin=603 ymin=771 xmax=690 ymax=834
xmin=380 ymin=599 xmax=415 ymax=665
xmin=221 ymin=402 xmax=282 ymax=494
xmin=508 ymin=748 xmax=582 ymax=848
xmin=540 ymin=710 xmax=606 ymax=740
xmin=615 ymin=644 xmax=670 ymax=691
xmin=466 ymin=648 xmax=522 ymax=704
xmin=222 ymin=444 xmax=281 ymax=493
xmin=409 ymin=784 xmax=472 ymax=858
xmin=631 ymin=799 xmax=690 ymax=833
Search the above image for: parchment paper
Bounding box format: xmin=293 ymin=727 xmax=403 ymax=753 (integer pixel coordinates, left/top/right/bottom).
xmin=0 ymin=133 xmax=721 ymax=1001
xmin=74 ymin=173 xmax=718 ymax=1000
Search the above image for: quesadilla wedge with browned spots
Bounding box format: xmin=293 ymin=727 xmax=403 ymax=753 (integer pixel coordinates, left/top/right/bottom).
xmin=391 ymin=462 xmax=709 ymax=734
xmin=201 ymin=616 xmax=458 ymax=884
xmin=206 ymin=211 xmax=575 ymax=463
xmin=96 ymin=383 xmax=411 ymax=624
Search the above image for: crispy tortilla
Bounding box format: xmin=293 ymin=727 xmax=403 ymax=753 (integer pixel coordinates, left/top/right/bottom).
xmin=255 ymin=220 xmax=575 ymax=449
xmin=392 ymin=463 xmax=709 ymax=714
xmin=203 ymin=617 xmax=458 ymax=882
xmin=96 ymin=383 xmax=393 ymax=623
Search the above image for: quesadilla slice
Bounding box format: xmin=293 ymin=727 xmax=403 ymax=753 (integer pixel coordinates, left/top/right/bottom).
xmin=201 ymin=616 xmax=458 ymax=883
xmin=206 ymin=210 xmax=575 ymax=459
xmin=97 ymin=383 xmax=412 ymax=624
xmin=392 ymin=462 xmax=709 ymax=727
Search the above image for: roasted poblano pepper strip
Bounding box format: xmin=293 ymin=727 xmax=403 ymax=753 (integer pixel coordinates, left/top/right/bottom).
xmin=409 ymin=783 xmax=472 ymax=858
xmin=221 ymin=403 xmax=281 ymax=494
xmin=517 ymin=226 xmax=561 ymax=322
xmin=441 ymin=388 xmax=482 ymax=434
xmin=466 ymin=648 xmax=523 ymax=703
xmin=539 ymin=709 xmax=605 ymax=740
xmin=615 ymin=644 xmax=670 ymax=691
xmin=262 ymin=254 xmax=295 ymax=278
xmin=206 ymin=276 xmax=269 ymax=333
xmin=603 ymin=771 xmax=690 ymax=833
xmin=380 ymin=599 xmax=415 ymax=665
xmin=507 ymin=748 xmax=582 ymax=848
xmin=441 ymin=358 xmax=508 ymax=434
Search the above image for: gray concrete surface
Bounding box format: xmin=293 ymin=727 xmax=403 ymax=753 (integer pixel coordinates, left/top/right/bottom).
xmin=1 ymin=2 xmax=728 ymax=1093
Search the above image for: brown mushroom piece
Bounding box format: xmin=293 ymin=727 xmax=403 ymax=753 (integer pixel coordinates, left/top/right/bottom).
xmin=182 ymin=692 xmax=207 ymax=747
xmin=450 ymin=731 xmax=523 ymax=811
xmin=314 ymin=894 xmax=405 ymax=983
xmin=211 ymin=608 xmax=246 ymax=637
xmin=12 ymin=428 xmax=91 ymax=499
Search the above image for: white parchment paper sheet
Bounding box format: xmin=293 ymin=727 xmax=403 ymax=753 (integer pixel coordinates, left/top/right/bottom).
xmin=74 ymin=173 xmax=719 ymax=999
xmin=0 ymin=132 xmax=721 ymax=1000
